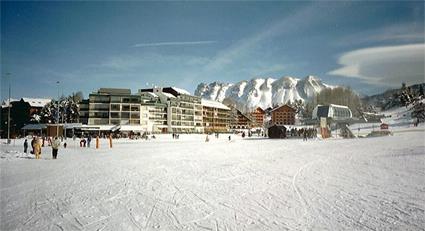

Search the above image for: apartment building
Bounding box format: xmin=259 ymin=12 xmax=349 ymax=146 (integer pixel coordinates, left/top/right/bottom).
xmin=229 ymin=107 xmax=254 ymax=129
xmin=270 ymin=104 xmax=296 ymax=125
xmin=139 ymin=87 xmax=203 ymax=133
xmin=201 ymin=99 xmax=231 ymax=133
xmin=80 ymin=87 xmax=233 ymax=133
xmin=250 ymin=107 xmax=265 ymax=127
xmin=80 ymin=88 xmax=141 ymax=126
xmin=139 ymin=91 xmax=169 ymax=133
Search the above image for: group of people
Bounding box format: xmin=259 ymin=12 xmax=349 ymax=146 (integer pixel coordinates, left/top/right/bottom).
xmin=205 ymin=133 xmax=232 ymax=142
xmin=297 ymin=128 xmax=317 ymax=141
xmin=79 ymin=135 xmax=92 ymax=147
xmin=172 ymin=133 xmax=180 ymax=139
xmin=23 ymin=136 xmax=61 ymax=159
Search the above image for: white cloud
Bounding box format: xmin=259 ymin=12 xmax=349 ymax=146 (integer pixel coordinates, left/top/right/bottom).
xmin=335 ymin=22 xmax=424 ymax=46
xmin=328 ymin=43 xmax=425 ymax=87
xmin=133 ymin=41 xmax=216 ymax=47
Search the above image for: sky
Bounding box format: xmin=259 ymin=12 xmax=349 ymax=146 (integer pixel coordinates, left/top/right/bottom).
xmin=1 ymin=1 xmax=424 ymax=101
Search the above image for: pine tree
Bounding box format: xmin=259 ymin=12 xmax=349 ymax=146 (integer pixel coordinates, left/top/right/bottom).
xmin=36 ymin=95 xmax=80 ymax=124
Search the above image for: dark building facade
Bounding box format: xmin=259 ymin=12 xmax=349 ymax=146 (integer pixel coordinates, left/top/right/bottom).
xmin=1 ymin=98 xmax=51 ymax=138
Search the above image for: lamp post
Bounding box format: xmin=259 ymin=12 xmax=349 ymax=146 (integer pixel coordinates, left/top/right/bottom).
xmin=4 ymin=73 xmax=11 ymax=144
xmin=56 ymin=81 xmax=60 ymax=137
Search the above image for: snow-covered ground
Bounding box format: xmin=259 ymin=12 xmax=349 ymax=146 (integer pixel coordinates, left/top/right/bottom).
xmin=1 ymin=131 xmax=424 ymax=230
xmin=349 ymin=102 xmax=425 ymax=136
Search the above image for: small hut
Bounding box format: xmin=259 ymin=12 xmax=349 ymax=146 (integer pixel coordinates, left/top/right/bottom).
xmin=268 ymin=124 xmax=287 ymax=139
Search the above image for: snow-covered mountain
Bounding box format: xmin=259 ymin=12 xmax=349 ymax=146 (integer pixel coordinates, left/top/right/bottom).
xmin=195 ymin=75 xmax=334 ymax=112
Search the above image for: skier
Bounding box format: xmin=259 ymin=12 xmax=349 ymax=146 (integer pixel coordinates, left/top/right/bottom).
xmin=23 ymin=139 xmax=28 ymax=154
xmin=51 ymin=137 xmax=61 ymax=159
xmin=303 ymin=130 xmax=307 ymax=141
xmin=34 ymin=138 xmax=41 ymax=159
xmin=228 ymin=135 xmax=231 ymax=141
xmin=242 ymin=132 xmax=246 ymax=138
xmin=205 ymin=135 xmax=209 ymax=142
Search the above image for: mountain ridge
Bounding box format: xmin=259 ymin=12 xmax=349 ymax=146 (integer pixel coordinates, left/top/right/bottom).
xmin=195 ymin=75 xmax=334 ymax=112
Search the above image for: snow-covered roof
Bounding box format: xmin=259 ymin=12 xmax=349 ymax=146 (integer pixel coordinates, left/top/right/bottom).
xmin=201 ymin=99 xmax=230 ymax=110
xmin=1 ymin=98 xmax=19 ymax=108
xmin=144 ymin=92 xmax=158 ymax=98
xmin=81 ymin=125 xmax=119 ymax=131
xmin=171 ymin=87 xmax=191 ymax=95
xmin=118 ymin=125 xmax=146 ymax=131
xmin=21 ymin=98 xmax=51 ymax=107
xmin=328 ymin=104 xmax=350 ymax=109
xmin=64 ymin=123 xmax=83 ymax=129
xmin=270 ymin=104 xmax=295 ymax=112
xmin=21 ymin=124 xmax=47 ymax=130
xmin=156 ymin=92 xmax=175 ymax=99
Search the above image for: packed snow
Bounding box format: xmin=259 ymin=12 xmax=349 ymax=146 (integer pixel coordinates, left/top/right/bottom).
xmin=1 ymin=130 xmax=424 ymax=230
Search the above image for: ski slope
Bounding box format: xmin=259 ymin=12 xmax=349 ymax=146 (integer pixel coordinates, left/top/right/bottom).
xmin=350 ymin=103 xmax=425 ymax=136
xmin=1 ymin=132 xmax=424 ymax=230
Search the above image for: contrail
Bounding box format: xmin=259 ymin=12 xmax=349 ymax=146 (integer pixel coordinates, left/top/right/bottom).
xmin=134 ymin=40 xmax=217 ymax=47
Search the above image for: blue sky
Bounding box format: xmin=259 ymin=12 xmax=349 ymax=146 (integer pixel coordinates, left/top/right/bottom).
xmin=1 ymin=1 xmax=424 ymax=101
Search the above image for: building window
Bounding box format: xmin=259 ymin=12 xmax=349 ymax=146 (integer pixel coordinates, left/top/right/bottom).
xmin=122 ymin=105 xmax=130 ymax=111
xmin=111 ymin=104 xmax=120 ymax=111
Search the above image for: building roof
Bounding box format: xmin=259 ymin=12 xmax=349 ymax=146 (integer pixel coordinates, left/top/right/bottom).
xmin=171 ymin=87 xmax=190 ymax=95
xmin=21 ymin=98 xmax=51 ymax=107
xmin=118 ymin=125 xmax=146 ymax=131
xmin=21 ymin=124 xmax=47 ymax=130
xmin=270 ymin=104 xmax=296 ymax=112
xmin=251 ymin=107 xmax=265 ymax=113
xmin=139 ymin=87 xmax=192 ymax=97
xmin=160 ymin=92 xmax=176 ymax=99
xmin=97 ymin=88 xmax=131 ymax=95
xmin=143 ymin=92 xmax=158 ymax=98
xmin=63 ymin=123 xmax=83 ymax=129
xmin=81 ymin=125 xmax=119 ymax=131
xmin=328 ymin=104 xmax=350 ymax=109
xmin=1 ymin=98 xmax=19 ymax=108
xmin=201 ymin=99 xmax=230 ymax=110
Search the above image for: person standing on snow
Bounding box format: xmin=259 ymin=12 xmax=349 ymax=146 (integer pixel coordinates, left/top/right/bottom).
xmin=87 ymin=135 xmax=92 ymax=148
xmin=31 ymin=137 xmax=36 ymax=154
xmin=23 ymin=139 xmax=28 ymax=153
xmin=51 ymin=137 xmax=61 ymax=159
xmin=34 ymin=138 xmax=42 ymax=159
